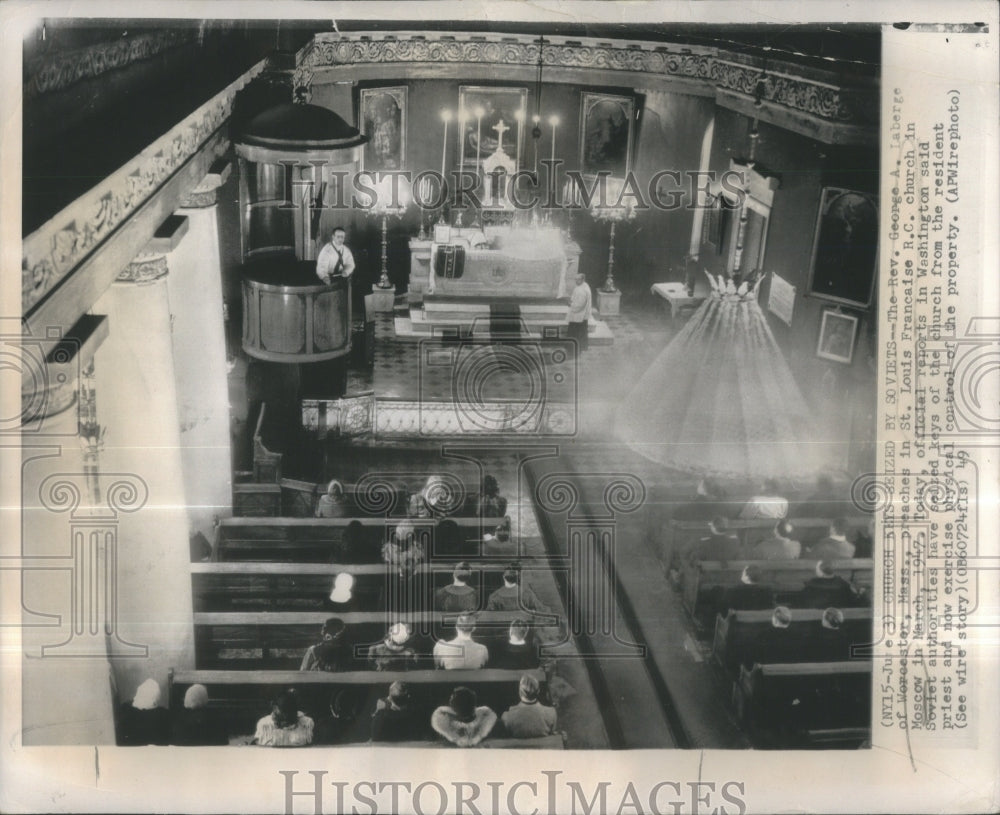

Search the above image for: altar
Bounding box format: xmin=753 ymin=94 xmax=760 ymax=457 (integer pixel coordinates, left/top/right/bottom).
xmin=399 ymin=224 xmax=612 ymax=344
xmin=413 ymin=225 xmax=567 ymax=300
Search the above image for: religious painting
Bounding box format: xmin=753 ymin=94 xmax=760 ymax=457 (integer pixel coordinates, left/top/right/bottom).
xmin=807 ymin=187 xmax=878 ymax=308
xmin=360 ymin=86 xmax=407 ymax=171
xmin=816 ymin=309 xmax=859 ymax=364
xmin=457 ymin=86 xmax=527 ymax=170
xmin=579 ymin=92 xmax=635 ymax=177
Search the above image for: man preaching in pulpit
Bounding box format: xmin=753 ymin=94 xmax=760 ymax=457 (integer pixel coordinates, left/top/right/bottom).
xmin=316 ymin=226 xmax=356 ymax=284
xmin=568 ymin=272 xmax=592 ymax=352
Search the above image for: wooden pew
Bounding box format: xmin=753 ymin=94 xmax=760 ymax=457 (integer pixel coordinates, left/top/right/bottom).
xmin=213 ymin=517 xmax=492 ymax=562
xmin=168 ymin=667 xmax=545 ymax=745
xmin=711 ymin=608 xmax=874 ymax=676
xmin=279 ymin=478 xmax=489 ymax=519
xmin=664 ymin=516 xmax=870 ymax=572
xmin=390 ymin=734 xmax=566 ymax=749
xmin=191 ymin=561 xmax=552 ymax=613
xmin=733 ymin=661 xmax=872 ymax=748
xmin=193 ymin=610 xmax=562 ymax=669
xmin=681 ymin=558 xmax=873 ymax=621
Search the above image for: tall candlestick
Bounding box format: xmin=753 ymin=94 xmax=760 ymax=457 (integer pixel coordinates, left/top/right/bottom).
xmin=440 ymin=112 xmax=450 ymax=183
xmin=475 ymin=110 xmax=484 ymax=173
xmin=458 ymin=110 xmax=466 ymax=177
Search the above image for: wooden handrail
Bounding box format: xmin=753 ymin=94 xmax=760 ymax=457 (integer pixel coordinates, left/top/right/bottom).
xmin=755 ymin=661 xmax=872 ymax=676
xmin=194 ymin=610 xmax=561 ymax=626
xmin=696 ymin=558 xmax=873 ymax=573
xmin=192 ymin=562 xmax=552 ymax=575
xmin=171 ymin=668 xmax=543 ymax=685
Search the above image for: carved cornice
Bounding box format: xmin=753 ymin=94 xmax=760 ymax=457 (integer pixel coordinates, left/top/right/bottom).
xmin=117 ymin=254 xmax=169 ymax=285
xmin=22 ymin=60 xmax=266 ymax=316
xmin=296 ymin=31 xmax=877 ymax=134
xmin=24 ymin=30 xmax=197 ymax=101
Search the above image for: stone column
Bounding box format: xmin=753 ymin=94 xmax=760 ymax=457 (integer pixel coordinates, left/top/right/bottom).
xmin=91 ymin=242 xmax=196 ymax=707
xmin=173 ymin=162 xmax=234 ymax=539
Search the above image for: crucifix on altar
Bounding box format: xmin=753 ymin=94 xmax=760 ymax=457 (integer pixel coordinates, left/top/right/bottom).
xmin=482 ymin=117 xmax=517 ymax=209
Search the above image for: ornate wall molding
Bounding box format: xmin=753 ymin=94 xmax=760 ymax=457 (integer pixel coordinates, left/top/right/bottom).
xmin=296 ymin=31 xmax=877 ymax=135
xmin=24 ymin=29 xmax=197 ymax=101
xmin=22 ymin=60 xmax=266 ymax=316
xmin=116 ymin=254 xmax=169 ymax=285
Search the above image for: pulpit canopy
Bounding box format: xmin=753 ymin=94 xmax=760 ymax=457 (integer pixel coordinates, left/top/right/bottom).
xmin=235 ymin=102 xmax=368 ymax=164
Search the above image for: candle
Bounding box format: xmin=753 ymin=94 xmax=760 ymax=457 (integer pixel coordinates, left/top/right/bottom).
xmin=458 ymin=109 xmax=467 ymax=176
xmin=548 ymin=115 xmax=559 ymax=164
xmin=440 ymin=110 xmax=451 ymax=192
xmin=474 ymin=105 xmax=485 ymax=174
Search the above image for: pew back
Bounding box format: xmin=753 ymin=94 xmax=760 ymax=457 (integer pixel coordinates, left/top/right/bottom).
xmin=193 ymin=610 xmax=561 ymax=669
xmin=711 ymin=608 xmax=874 ymax=674
xmin=213 ymin=517 xmax=489 ymax=562
xmin=191 ymin=562 xmax=551 ymax=612
xmin=681 ymin=558 xmax=873 ymax=619
xmin=735 ymin=661 xmax=872 ymax=747
xmin=168 ymin=668 xmax=543 ymax=744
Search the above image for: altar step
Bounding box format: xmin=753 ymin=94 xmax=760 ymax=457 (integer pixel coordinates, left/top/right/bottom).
xmin=393 ymin=311 xmax=614 ymax=345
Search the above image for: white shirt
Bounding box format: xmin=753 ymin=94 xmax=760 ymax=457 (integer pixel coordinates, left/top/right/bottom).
xmin=433 ymin=636 xmax=489 ymax=670
xmin=316 ymin=241 xmax=355 ymax=283
xmin=568 ymin=282 xmax=592 ymax=323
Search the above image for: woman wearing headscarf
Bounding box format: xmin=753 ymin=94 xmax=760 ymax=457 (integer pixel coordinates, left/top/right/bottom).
xmin=316 ymin=479 xmax=350 ymax=518
xmin=118 ymin=678 xmax=170 ymax=746
xmin=170 ymin=683 xmax=228 ymax=745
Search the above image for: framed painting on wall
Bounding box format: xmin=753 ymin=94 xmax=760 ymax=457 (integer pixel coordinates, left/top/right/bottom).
xmin=806 ymin=187 xmax=878 ymax=308
xmin=457 ymin=86 xmax=527 ymax=170
xmin=360 ymin=86 xmax=407 ymax=171
xmin=579 ymin=92 xmax=635 ymax=177
xmin=816 ymin=309 xmax=859 ymax=365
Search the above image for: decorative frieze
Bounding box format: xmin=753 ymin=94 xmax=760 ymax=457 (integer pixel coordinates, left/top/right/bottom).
xmin=22 ymin=61 xmax=265 ymax=316
xmin=117 ymin=253 xmax=169 ymax=285
xmin=179 ymin=159 xmax=232 ymax=208
xmin=296 ymin=31 xmax=877 ymax=132
xmin=24 ymin=29 xmax=197 ymax=101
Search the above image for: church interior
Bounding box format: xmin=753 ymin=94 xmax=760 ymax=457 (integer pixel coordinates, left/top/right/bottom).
xmin=17 ymin=17 xmax=880 ymax=750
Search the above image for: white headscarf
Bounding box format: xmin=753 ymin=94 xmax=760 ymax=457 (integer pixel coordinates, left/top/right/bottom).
xmin=132 ymin=678 xmax=161 ymax=710
xmin=183 ymin=683 xmax=209 ymax=710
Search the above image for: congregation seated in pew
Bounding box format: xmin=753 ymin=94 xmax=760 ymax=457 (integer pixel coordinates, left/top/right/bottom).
xmin=499 ymin=674 xmax=557 ymax=739
xmin=721 ymin=565 xmax=774 ymax=613
xmin=253 ymin=690 xmax=314 ymax=747
xmin=170 ymin=683 xmax=228 ymax=746
xmin=738 ymin=479 xmax=789 ymax=520
xmin=672 ymin=478 xmax=737 ymax=522
xmin=433 ymin=614 xmax=490 ymax=670
xmin=747 ymin=520 xmax=801 ymax=560
xmin=799 ymin=560 xmax=864 ymax=609
xmin=300 ymin=617 xmax=352 ymax=672
xmin=713 ymin=605 xmax=873 ymax=675
xmin=370 ymin=681 xmax=429 ymax=742
xmin=802 ymin=518 xmax=856 ymax=560
xmin=687 ymin=516 xmax=743 ymax=563
xmin=315 ymin=479 xmax=351 ymax=518
xmin=431 ymin=686 xmax=497 ymax=747
xmin=486 ymin=562 xmax=547 ymax=613
xmin=118 ymin=678 xmax=170 ymax=746
xmin=312 ymin=688 xmax=366 ymax=745
xmin=369 ymin=622 xmax=421 ymax=671
xmin=434 ymin=562 xmax=479 ymax=612
xmin=490 ymin=619 xmax=537 ymax=670
xmin=473 ymin=474 xmax=508 ymax=519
